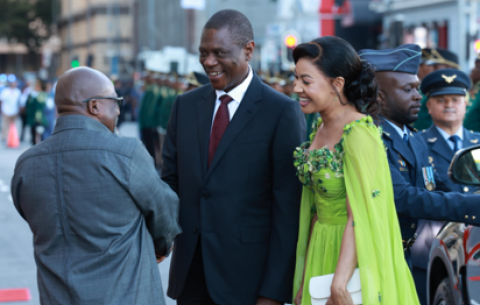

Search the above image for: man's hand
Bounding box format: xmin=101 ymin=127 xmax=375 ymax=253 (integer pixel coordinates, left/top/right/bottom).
xmin=156 ymin=255 xmax=167 ymax=264
xmin=155 ymin=246 xmax=174 ymax=264
xmin=255 ymin=297 xmax=282 ymax=305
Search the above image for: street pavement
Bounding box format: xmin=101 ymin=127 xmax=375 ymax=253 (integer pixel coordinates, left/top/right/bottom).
xmin=0 ymin=121 xmax=175 ymax=305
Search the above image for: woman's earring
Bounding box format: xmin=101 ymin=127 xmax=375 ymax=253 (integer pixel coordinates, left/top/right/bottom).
xmin=334 ymin=97 xmax=338 ymax=101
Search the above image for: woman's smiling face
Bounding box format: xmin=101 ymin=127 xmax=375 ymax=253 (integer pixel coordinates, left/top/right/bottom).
xmin=293 ymin=58 xmax=337 ymax=114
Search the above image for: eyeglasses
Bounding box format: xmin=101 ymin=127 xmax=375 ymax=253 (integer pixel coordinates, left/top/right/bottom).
xmin=83 ymin=96 xmax=124 ymax=109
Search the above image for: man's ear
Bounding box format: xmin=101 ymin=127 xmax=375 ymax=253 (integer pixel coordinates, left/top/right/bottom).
xmin=426 ymin=99 xmax=432 ymax=114
xmin=87 ymin=99 xmax=100 ymax=115
xmin=244 ymin=41 xmax=255 ymax=62
xmin=377 ymin=90 xmax=387 ymax=107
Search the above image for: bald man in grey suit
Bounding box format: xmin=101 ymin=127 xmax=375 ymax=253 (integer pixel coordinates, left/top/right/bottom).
xmin=11 ymin=67 xmax=181 ymax=305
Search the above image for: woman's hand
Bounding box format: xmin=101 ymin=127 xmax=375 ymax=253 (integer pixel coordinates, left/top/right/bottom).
xmin=326 ymin=285 xmax=354 ymax=305
xmin=294 ymin=284 xmax=304 ymax=305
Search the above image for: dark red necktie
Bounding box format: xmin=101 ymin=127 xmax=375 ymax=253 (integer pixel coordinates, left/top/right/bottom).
xmin=208 ymin=95 xmax=233 ymax=166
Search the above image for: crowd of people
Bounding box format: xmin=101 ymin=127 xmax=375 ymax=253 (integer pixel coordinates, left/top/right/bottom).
xmin=8 ymin=7 xmax=480 ymax=305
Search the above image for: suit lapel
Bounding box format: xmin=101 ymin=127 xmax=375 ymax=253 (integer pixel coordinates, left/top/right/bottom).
xmin=408 ymin=130 xmax=426 ymax=186
xmin=205 ymin=75 xmax=263 ymax=180
xmin=427 ymin=126 xmax=454 ymax=162
xmin=197 ymin=86 xmax=216 ymax=175
xmin=380 ymin=119 xmax=415 ymax=167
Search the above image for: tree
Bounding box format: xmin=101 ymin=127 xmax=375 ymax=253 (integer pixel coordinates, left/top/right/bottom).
xmin=0 ymin=0 xmax=56 ymax=51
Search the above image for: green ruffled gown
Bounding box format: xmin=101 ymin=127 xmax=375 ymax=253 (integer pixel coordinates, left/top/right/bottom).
xmin=293 ymin=116 xmax=419 ymax=305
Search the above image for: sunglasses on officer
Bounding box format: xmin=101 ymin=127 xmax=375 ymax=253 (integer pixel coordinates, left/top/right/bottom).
xmin=83 ymin=96 xmax=124 ymax=109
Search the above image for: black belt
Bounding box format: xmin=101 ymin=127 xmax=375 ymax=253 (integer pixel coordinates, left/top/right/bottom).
xmin=402 ymin=234 xmax=417 ymax=251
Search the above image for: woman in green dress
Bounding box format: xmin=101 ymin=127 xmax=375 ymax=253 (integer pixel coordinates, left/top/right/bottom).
xmin=292 ymin=37 xmax=420 ymax=305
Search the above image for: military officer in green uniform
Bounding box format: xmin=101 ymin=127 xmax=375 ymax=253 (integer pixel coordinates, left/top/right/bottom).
xmin=138 ymin=73 xmax=160 ymax=164
xmin=26 ymin=79 xmax=48 ymax=145
xmin=464 ymin=54 xmax=480 ymax=131
xmin=414 ymin=48 xmax=461 ymax=131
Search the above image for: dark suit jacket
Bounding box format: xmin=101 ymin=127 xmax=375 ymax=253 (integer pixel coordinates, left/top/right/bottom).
xmin=162 ymin=74 xmax=306 ymax=304
xmin=11 ymin=115 xmax=181 ymax=305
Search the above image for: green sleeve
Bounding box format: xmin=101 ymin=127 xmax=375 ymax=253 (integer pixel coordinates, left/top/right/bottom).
xmin=342 ymin=117 xmax=420 ymax=304
xmin=292 ymin=186 xmax=315 ymax=300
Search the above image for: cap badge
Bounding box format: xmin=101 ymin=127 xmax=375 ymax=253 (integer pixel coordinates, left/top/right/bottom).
xmin=442 ymin=74 xmax=457 ymax=84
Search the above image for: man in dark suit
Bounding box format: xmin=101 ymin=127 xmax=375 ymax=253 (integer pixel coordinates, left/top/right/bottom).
xmin=11 ymin=67 xmax=181 ymax=305
xmin=360 ymin=45 xmax=480 ymax=305
xmin=162 ymin=9 xmax=305 ymax=305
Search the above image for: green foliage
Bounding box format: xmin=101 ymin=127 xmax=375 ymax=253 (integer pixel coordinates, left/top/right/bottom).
xmin=0 ymin=0 xmax=56 ymax=50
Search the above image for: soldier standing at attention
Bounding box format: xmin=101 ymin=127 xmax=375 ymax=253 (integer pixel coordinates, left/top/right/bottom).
xmin=464 ymin=55 xmax=480 ymax=132
xmin=360 ymin=44 xmax=480 ymax=305
xmin=138 ymin=73 xmax=160 ymax=164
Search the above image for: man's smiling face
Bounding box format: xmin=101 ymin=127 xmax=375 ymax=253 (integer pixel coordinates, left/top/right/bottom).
xmin=199 ymin=27 xmax=253 ymax=93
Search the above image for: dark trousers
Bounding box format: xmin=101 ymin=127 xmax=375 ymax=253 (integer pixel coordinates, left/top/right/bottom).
xmin=140 ymin=128 xmax=158 ymax=165
xmin=177 ymin=241 xmax=218 ymax=305
xmin=412 ymin=267 xmax=427 ymax=305
xmin=19 ymin=113 xmax=27 ymax=142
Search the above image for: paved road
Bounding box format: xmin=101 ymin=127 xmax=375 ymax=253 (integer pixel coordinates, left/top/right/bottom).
xmin=0 ymin=121 xmax=175 ymax=305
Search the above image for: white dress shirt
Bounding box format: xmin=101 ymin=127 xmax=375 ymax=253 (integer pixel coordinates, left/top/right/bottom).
xmin=385 ymin=119 xmax=409 ymax=139
xmin=436 ymin=125 xmax=463 ymax=151
xmin=0 ymin=87 xmax=22 ymax=116
xmin=212 ymin=66 xmax=253 ymax=125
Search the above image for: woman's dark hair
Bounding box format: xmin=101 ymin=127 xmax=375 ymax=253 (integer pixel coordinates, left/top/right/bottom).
xmin=293 ymin=36 xmax=379 ymax=115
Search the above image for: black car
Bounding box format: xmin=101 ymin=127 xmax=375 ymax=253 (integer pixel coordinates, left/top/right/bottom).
xmin=428 ymin=144 xmax=480 ymax=305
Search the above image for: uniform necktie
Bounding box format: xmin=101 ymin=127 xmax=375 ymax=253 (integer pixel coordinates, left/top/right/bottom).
xmin=208 ymin=95 xmax=233 ymax=166
xmin=403 ymin=133 xmax=409 ymax=145
xmin=449 ymin=135 xmax=461 ymax=153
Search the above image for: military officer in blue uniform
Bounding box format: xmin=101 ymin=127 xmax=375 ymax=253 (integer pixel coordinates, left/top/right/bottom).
xmin=359 ymin=44 xmax=480 ymax=305
xmin=420 ymin=69 xmax=480 ymax=192
xmin=412 ymin=69 xmax=480 ymax=305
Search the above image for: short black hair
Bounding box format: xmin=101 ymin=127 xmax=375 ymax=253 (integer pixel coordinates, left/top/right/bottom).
xmin=204 ymin=9 xmax=254 ymax=46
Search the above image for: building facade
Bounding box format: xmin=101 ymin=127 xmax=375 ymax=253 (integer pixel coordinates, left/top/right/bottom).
xmin=58 ymin=0 xmax=134 ymax=77
xmin=372 ymin=0 xmax=480 ymax=71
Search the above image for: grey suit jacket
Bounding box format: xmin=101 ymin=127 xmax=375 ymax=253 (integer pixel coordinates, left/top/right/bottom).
xmin=11 ymin=115 xmax=181 ymax=305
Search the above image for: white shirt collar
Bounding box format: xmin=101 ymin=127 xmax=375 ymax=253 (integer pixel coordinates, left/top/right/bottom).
xmin=436 ymin=125 xmax=463 ymax=141
xmin=385 ymin=119 xmax=409 ymax=138
xmin=215 ymin=66 xmax=253 ymax=103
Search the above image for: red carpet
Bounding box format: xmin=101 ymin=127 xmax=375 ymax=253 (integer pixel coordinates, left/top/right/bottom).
xmin=0 ymin=289 xmax=31 ymax=302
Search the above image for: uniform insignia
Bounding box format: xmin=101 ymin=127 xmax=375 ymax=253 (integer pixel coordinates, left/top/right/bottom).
xmin=428 ymin=137 xmax=437 ymax=142
xmin=410 ymin=132 xmax=414 ymax=137
xmin=428 ymin=156 xmax=434 ymax=164
xmin=383 ymin=131 xmax=390 ymax=137
xmin=398 ymin=159 xmax=406 ymax=167
xmin=413 ymin=128 xmax=419 ymax=132
xmin=442 ymin=74 xmax=457 ymax=84
xmin=400 ymin=167 xmax=409 ymax=172
xmin=422 ymin=130 xmax=426 ymax=133
xmin=471 ymin=139 xmax=479 ymax=144
xmin=471 ymin=130 xmax=474 ymax=134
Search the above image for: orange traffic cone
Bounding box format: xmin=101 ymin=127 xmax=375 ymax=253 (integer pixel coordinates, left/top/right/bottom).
xmin=7 ymin=122 xmax=19 ymax=148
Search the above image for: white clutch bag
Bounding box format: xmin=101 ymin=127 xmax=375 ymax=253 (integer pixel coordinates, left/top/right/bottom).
xmin=309 ymin=268 xmax=362 ymax=305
